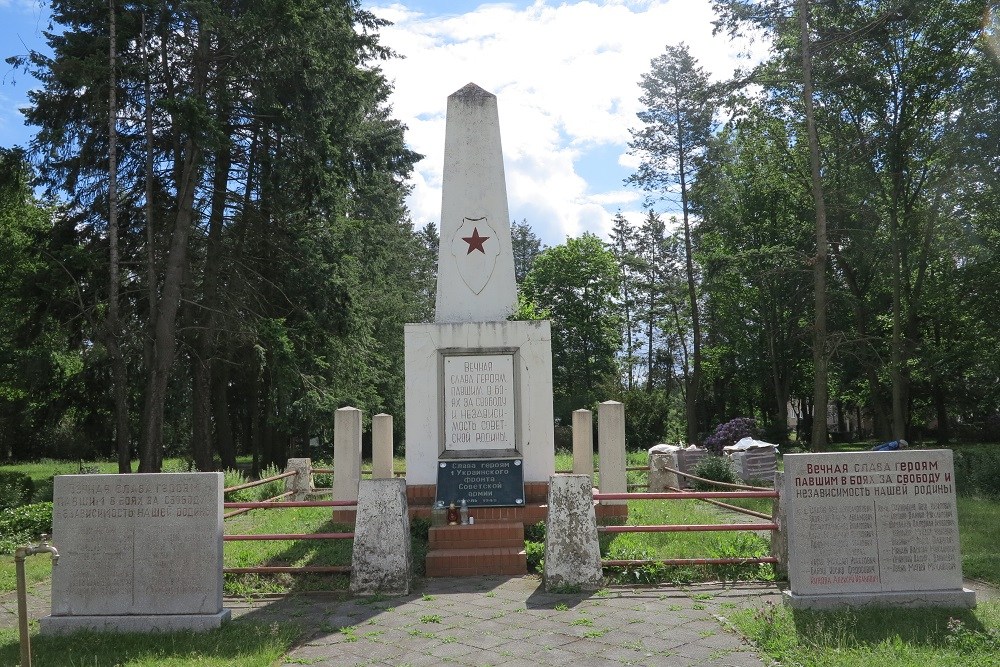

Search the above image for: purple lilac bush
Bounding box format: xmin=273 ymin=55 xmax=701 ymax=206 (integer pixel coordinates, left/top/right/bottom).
xmin=703 ymin=417 xmax=756 ymax=455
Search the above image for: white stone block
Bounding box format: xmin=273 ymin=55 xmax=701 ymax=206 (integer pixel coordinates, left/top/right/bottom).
xmin=783 ymin=449 xmax=974 ymax=608
xmin=372 ymin=414 xmax=394 ymax=479
xmin=350 ymin=479 xmax=411 ymax=595
xmin=435 ymin=83 xmax=517 ymax=323
xmin=544 ymin=475 xmax=603 ymax=591
xmin=404 ymin=321 xmax=554 ymax=485
xmin=333 ymin=407 xmax=362 ymax=503
xmin=284 ymin=458 xmax=312 ymax=500
xmin=597 ymin=401 xmax=626 ymax=505
xmin=43 ymin=473 xmax=226 ymax=633
xmin=572 ymin=409 xmax=593 ymax=479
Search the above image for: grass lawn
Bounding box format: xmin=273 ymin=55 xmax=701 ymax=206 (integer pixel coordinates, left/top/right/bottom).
xmin=731 ymin=598 xmax=1000 ymax=667
xmin=223 ymin=507 xmax=353 ymax=596
xmin=0 ymin=622 xmax=300 ymax=667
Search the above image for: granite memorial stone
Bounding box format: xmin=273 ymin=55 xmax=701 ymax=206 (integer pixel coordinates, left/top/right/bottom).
xmin=41 ymin=472 xmax=230 ymax=634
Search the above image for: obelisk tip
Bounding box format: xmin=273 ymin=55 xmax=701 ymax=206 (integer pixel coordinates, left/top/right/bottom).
xmin=450 ymin=82 xmax=495 ymax=101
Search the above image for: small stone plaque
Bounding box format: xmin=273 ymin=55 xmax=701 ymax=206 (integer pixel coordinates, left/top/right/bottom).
xmin=443 ymin=353 xmax=516 ymax=451
xmin=49 ymin=473 xmax=224 ymax=617
xmin=435 ymin=459 xmax=525 ymax=507
xmin=785 ymin=450 xmax=964 ymax=596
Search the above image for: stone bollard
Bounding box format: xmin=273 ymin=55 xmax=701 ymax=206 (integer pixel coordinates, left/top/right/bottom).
xmin=597 ymin=401 xmax=626 ymax=505
xmin=350 ymin=479 xmax=411 ymax=595
xmin=647 ymin=452 xmax=671 ymax=493
xmin=572 ymin=409 xmax=593 ymax=480
xmin=543 ymin=475 xmax=603 ymax=591
xmin=333 ymin=407 xmax=362 ymax=504
xmin=283 ymin=458 xmax=313 ymax=500
xmin=372 ymin=414 xmax=394 ymax=479
xmin=770 ymin=471 xmax=788 ymax=580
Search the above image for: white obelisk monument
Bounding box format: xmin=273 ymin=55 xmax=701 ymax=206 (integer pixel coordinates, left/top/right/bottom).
xmin=404 ymin=84 xmax=555 ymax=500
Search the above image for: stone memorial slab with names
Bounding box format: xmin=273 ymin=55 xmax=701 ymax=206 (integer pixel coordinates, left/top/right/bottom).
xmin=783 ymin=450 xmax=974 ymax=608
xmin=443 ymin=353 xmax=516 ymax=451
xmin=436 ymin=459 xmax=525 ymax=507
xmin=41 ymin=472 xmax=230 ymax=633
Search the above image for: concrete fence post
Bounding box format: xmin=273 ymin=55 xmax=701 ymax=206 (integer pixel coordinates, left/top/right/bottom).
xmin=543 ymin=475 xmax=603 ymax=591
xmin=283 ymin=458 xmax=313 ymax=500
xmin=333 ymin=407 xmax=362 ymax=504
xmin=597 ymin=401 xmax=626 ymax=505
xmin=372 ymin=414 xmax=394 ymax=480
xmin=572 ymin=409 xmax=593 ymax=481
xmin=350 ymin=479 xmax=411 ymax=595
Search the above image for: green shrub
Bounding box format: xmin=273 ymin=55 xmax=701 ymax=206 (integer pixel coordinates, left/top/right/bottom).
xmin=0 ymin=502 xmax=54 ymax=554
xmin=0 ymin=472 xmax=34 ymax=510
xmin=253 ymin=464 xmax=286 ymax=501
xmin=525 ymin=541 xmax=544 ymax=573
xmin=523 ymin=521 xmax=546 ymax=543
xmin=691 ymin=455 xmax=739 ymax=491
xmin=223 ymin=469 xmax=255 ymax=502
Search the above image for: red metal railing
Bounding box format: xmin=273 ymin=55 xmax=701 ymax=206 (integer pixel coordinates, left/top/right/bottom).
xmin=593 ymin=487 xmax=780 ymax=569
xmin=223 ymin=473 xmax=355 ymax=575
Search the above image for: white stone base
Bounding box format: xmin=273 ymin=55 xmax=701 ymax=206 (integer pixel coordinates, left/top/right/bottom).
xmin=783 ymin=589 xmax=976 ymax=610
xmin=39 ymin=609 xmax=232 ymax=635
xmin=404 ymin=321 xmax=555 ymax=485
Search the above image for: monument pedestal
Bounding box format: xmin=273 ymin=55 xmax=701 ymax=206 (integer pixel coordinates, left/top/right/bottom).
xmin=784 ymin=588 xmax=976 ymax=610
xmin=40 ymin=610 xmax=231 ymax=634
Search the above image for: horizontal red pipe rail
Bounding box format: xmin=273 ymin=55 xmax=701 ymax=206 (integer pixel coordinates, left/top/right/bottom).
xmin=603 ymin=557 xmax=779 ymax=567
xmin=224 ymin=500 xmax=356 ymax=508
xmin=594 ymin=491 xmax=777 ymax=501
xmin=224 ymin=470 xmax=297 ymax=493
xmin=625 ymin=466 xmax=650 ymax=472
xmin=224 ymin=533 xmax=353 ymax=541
xmin=224 ymin=566 xmax=351 ymax=574
xmin=665 ymin=485 xmax=773 ymax=521
xmin=598 ymin=523 xmax=777 ymax=533
xmin=224 ymin=491 xmax=295 ymax=519
xmin=311 ymin=468 xmax=334 ymax=474
xmin=659 ymin=465 xmax=772 ymax=492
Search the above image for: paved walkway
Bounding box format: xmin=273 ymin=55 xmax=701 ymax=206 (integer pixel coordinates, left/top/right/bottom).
xmin=231 ymin=577 xmax=779 ymax=667
xmin=5 ymin=575 xmax=997 ymax=666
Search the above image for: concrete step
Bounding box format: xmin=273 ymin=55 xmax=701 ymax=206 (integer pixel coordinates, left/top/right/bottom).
xmin=429 ymin=522 xmax=524 ymax=550
xmin=425 ymin=547 xmax=527 ymax=577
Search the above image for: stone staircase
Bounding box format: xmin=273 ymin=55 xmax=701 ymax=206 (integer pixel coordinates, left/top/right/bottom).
xmin=407 ymin=481 xmax=627 ymax=577
xmin=409 ymin=482 xmax=548 ymax=577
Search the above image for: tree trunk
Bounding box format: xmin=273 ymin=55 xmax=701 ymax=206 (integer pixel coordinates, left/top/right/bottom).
xmin=212 ymin=360 xmax=236 ymax=470
xmin=799 ymin=0 xmax=829 ymax=452
xmin=106 ymin=0 xmax=131 ymax=474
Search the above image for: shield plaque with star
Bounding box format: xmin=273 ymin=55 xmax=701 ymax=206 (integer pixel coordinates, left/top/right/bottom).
xmin=450 ymin=216 xmax=500 ymax=295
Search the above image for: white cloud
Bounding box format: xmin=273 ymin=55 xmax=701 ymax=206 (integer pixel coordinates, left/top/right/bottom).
xmin=368 ymin=0 xmax=762 ymax=245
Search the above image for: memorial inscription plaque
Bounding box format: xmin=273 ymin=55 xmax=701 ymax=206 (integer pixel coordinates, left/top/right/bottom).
xmin=435 ymin=459 xmax=525 ymax=507
xmin=785 ymin=450 xmax=965 ymax=597
xmin=442 ymin=353 xmax=516 ymax=452
xmin=46 ymin=473 xmax=225 ymax=621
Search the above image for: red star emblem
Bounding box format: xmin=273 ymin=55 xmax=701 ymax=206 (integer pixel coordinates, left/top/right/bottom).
xmin=462 ymin=227 xmax=491 ymax=254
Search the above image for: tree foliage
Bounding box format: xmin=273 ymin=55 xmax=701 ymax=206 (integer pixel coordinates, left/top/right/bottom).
xmin=5 ymin=1 xmax=428 ymax=468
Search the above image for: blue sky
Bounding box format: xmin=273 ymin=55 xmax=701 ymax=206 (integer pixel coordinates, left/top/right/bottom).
xmin=0 ymin=1 xmax=759 ymax=246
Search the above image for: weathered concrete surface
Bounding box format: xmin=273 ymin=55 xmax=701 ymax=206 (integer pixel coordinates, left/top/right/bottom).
xmin=784 ymin=588 xmax=976 ymax=610
xmin=284 ymin=458 xmax=313 ymax=500
xmin=435 ymin=83 xmax=517 ymax=323
xmin=42 ymin=472 xmax=226 ymax=634
xmin=597 ymin=401 xmax=626 ymax=505
xmin=39 ymin=610 xmax=231 ymax=634
xmin=543 ymin=475 xmax=602 ymax=591
xmin=333 ymin=407 xmax=362 ymax=503
xmin=372 ymin=414 xmax=394 ymax=479
xmin=350 ymin=479 xmax=411 ymax=596
xmin=572 ymin=409 xmax=593 ymax=479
